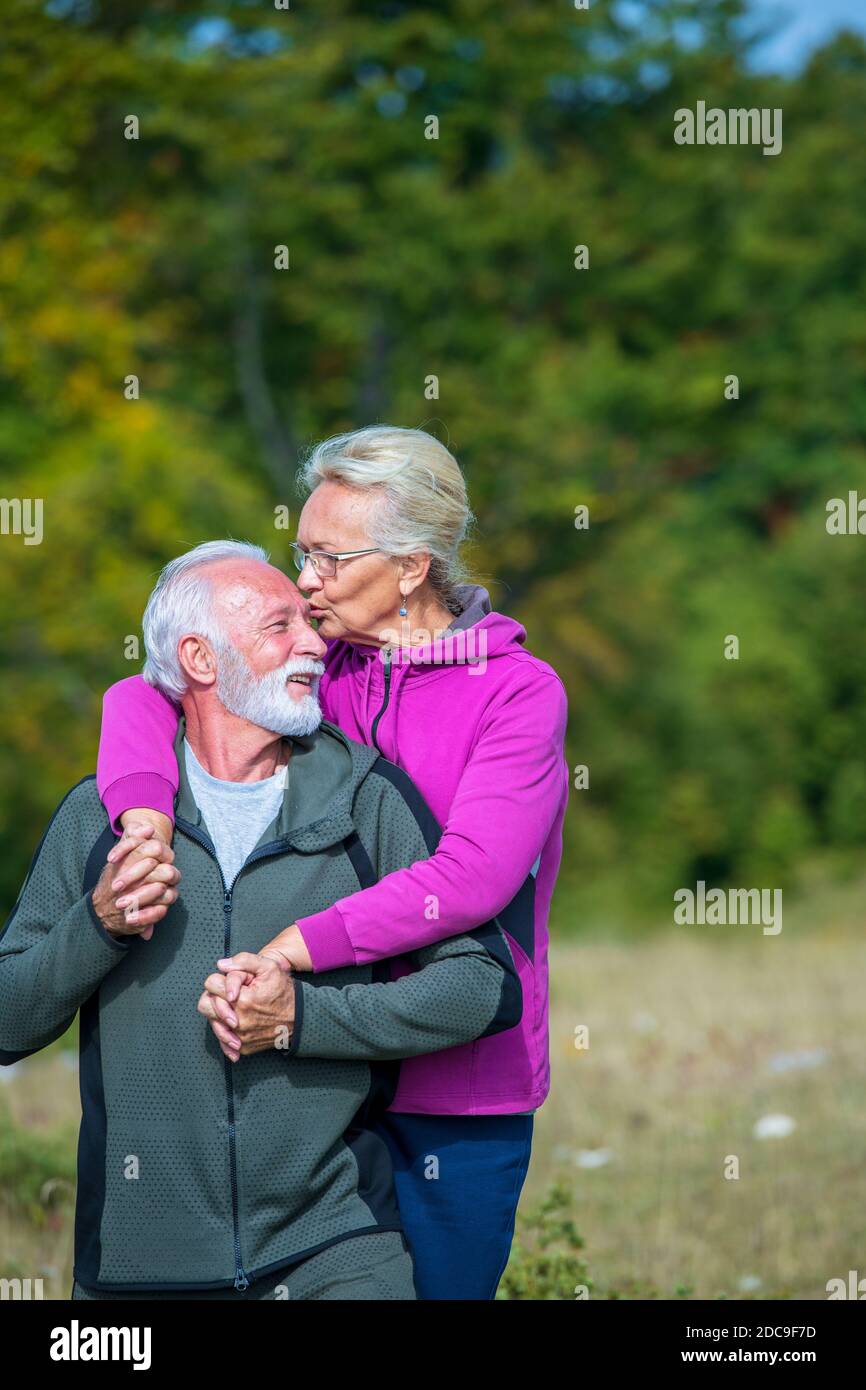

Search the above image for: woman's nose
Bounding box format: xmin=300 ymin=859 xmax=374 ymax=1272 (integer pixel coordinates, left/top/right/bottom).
xmin=297 ymin=558 xmax=321 ymax=591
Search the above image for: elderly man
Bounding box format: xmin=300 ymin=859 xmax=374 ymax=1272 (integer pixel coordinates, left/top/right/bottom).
xmin=0 ymin=540 xmax=520 ymax=1300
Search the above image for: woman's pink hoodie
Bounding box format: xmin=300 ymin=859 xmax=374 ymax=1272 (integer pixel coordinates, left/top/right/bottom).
xmin=96 ymin=586 xmax=569 ymax=1115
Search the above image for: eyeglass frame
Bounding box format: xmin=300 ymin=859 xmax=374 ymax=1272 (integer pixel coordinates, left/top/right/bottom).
xmin=290 ymin=541 xmax=386 ymax=577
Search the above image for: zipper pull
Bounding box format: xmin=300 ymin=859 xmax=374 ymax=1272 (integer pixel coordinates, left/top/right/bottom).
xmin=370 ymin=647 xmax=393 ymax=754
xmin=223 ymin=889 xmax=232 ymax=914
xmin=234 ymin=1268 xmax=250 ymax=1292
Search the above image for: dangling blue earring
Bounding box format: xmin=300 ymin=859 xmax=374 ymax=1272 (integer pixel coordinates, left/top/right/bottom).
xmin=399 ymin=600 xmax=408 ymax=617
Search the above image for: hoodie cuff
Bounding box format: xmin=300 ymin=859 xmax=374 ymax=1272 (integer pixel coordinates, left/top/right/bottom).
xmin=283 ymin=977 xmax=304 ymax=1056
xmin=294 ymin=905 xmax=355 ymax=973
xmin=101 ymin=774 xmax=177 ymax=837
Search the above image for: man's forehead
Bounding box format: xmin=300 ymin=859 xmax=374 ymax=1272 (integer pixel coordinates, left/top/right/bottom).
xmin=208 ymin=561 xmax=304 ymax=616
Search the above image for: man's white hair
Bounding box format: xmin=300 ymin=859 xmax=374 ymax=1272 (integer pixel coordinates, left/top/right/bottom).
xmin=142 ymin=540 xmax=270 ymax=699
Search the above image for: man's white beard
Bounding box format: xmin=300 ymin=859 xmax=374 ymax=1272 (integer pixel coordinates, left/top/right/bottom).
xmin=215 ymin=649 xmax=324 ymax=738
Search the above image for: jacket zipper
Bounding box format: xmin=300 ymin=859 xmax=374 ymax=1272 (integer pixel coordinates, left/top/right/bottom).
xmin=370 ymin=647 xmax=392 ymax=753
xmin=176 ymin=817 xmax=294 ymax=1294
xmin=221 ymin=883 xmax=247 ymax=1292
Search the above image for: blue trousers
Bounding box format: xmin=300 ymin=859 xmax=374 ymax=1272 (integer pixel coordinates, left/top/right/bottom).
xmin=370 ymin=1111 xmax=534 ymax=1300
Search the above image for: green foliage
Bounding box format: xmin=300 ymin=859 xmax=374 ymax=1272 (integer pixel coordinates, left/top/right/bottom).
xmin=0 ymin=1099 xmax=76 ymax=1227
xmin=496 ymin=1182 xmax=590 ymax=1300
xmin=1 ymin=0 xmax=864 ymax=922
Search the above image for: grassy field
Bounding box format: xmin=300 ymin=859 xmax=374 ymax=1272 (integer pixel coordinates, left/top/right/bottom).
xmin=2 ymin=871 xmax=864 ymax=1300
xmin=518 ymin=868 xmax=866 ymax=1299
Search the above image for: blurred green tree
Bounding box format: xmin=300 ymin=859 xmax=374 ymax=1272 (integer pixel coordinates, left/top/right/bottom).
xmin=1 ymin=0 xmax=865 ymax=923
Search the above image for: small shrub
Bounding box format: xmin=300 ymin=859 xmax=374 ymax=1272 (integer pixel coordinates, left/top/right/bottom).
xmin=497 ymin=1181 xmax=591 ymax=1300
xmin=0 ymin=1100 xmax=76 ymax=1227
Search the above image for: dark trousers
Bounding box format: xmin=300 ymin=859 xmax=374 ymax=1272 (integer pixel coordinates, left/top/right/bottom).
xmin=370 ymin=1111 xmax=534 ymax=1300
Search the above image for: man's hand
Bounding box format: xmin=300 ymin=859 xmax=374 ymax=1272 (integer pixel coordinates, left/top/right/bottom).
xmin=197 ymin=953 xmax=296 ymax=1062
xmin=92 ymin=824 xmax=181 ymax=939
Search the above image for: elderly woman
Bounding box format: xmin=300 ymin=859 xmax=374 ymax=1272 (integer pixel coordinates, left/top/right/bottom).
xmin=95 ymin=425 xmax=569 ymax=1300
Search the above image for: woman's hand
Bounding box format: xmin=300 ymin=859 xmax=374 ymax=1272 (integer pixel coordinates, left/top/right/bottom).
xmin=112 ymin=808 xmax=173 ymax=850
xmin=251 ymin=924 xmax=314 ymax=973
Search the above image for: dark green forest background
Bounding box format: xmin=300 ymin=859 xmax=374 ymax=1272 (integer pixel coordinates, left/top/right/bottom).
xmin=2 ymin=0 xmax=865 ymax=930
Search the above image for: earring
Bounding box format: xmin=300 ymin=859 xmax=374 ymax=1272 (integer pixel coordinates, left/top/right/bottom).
xmin=399 ymin=593 xmax=408 ymax=616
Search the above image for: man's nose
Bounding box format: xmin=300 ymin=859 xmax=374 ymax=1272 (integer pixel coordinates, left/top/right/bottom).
xmin=296 ymin=625 xmax=328 ymax=660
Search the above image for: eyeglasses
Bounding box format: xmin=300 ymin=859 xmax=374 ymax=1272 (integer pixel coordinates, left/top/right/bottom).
xmin=290 ymin=542 xmax=385 ymax=579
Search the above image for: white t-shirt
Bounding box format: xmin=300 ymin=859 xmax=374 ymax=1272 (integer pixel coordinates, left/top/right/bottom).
xmin=183 ymin=738 xmax=288 ymax=890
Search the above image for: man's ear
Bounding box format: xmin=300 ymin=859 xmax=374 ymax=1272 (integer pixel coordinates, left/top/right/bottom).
xmin=177 ymin=634 xmax=217 ymax=687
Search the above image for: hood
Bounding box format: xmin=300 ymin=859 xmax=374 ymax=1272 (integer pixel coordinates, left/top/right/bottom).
xmin=172 ymin=712 xmax=380 ymax=854
xmin=445 ymin=582 xmax=494 ymax=632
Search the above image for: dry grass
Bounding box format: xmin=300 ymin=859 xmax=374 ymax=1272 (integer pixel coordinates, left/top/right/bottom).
xmin=528 ymin=885 xmax=866 ymax=1298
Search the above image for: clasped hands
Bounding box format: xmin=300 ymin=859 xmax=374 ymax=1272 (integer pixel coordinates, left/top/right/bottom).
xmin=197 ymin=949 xmax=296 ymax=1062
xmin=93 ymin=820 xmax=299 ymax=1062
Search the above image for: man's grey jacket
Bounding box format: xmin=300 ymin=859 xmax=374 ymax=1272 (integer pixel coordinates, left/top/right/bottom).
xmin=0 ymin=716 xmax=521 ymax=1292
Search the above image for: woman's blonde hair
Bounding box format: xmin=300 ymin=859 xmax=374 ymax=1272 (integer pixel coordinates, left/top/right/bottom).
xmin=297 ymin=425 xmax=474 ymax=613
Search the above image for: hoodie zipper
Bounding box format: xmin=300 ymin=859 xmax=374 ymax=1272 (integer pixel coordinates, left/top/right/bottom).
xmin=221 ymin=881 xmax=247 ymax=1292
xmin=176 ymin=817 xmax=294 ymax=1294
xmin=370 ymin=646 xmax=392 ymax=754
